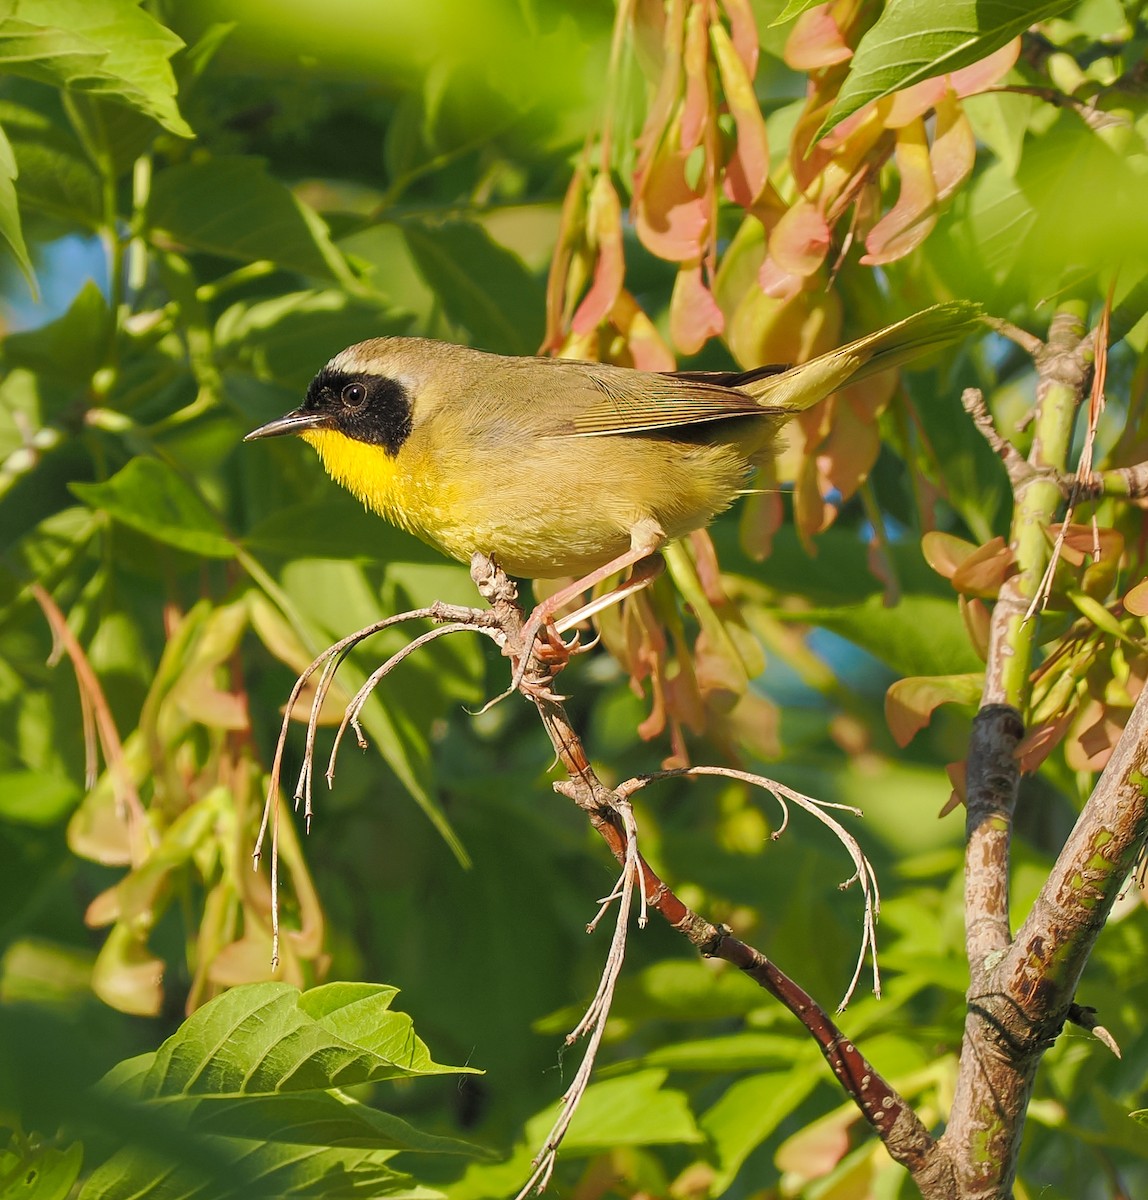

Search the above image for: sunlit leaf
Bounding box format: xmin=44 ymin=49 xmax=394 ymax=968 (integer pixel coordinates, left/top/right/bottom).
xmin=148 ymin=158 xmax=353 ymax=282
xmin=885 ymin=673 xmax=984 ymax=746
xmin=570 ymin=174 xmax=625 ymax=336
xmin=401 ymin=218 xmax=544 ymax=354
xmin=72 ymin=458 xmax=236 ymax=559
xmin=1124 ymin=578 xmax=1148 ymax=616
xmin=524 ymin=1070 xmax=702 ymax=1153
xmin=0 ymin=120 xmax=33 ymax=290
xmin=0 ymin=1134 xmax=83 ymax=1200
xmin=861 ymin=118 xmax=937 ymax=265
xmin=702 ymin=1070 xmax=819 ymax=1194
xmin=133 ymin=982 xmax=469 ymax=1097
xmin=634 ymin=129 xmax=710 ymax=262
xmin=0 ymin=769 xmax=79 ymax=826
xmin=669 ymin=261 xmax=724 ymax=354
xmin=784 ymin=4 xmax=852 ymax=70
xmin=712 ymin=20 xmax=769 ymax=204
xmin=0 ymin=0 xmax=191 ymax=136
xmin=823 ymin=0 xmax=1071 ymax=134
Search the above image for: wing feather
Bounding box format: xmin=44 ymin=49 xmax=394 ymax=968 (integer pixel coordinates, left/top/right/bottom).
xmin=565 ymin=371 xmax=768 ymax=438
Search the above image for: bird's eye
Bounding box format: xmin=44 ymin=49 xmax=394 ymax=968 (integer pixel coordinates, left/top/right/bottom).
xmin=341 ymin=382 xmax=367 ymax=409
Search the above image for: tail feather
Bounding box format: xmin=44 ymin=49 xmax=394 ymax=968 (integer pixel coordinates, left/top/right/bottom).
xmin=742 ymin=301 xmax=982 ymax=413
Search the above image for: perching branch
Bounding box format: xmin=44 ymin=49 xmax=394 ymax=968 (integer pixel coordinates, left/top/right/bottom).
xmin=259 ymin=552 xmax=944 ymax=1194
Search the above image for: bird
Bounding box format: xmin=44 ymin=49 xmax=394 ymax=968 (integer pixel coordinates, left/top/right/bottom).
xmin=245 ymin=301 xmax=980 ymax=683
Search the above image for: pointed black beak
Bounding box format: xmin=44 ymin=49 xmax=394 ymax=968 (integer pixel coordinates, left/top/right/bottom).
xmin=243 ymin=409 xmax=328 ymax=441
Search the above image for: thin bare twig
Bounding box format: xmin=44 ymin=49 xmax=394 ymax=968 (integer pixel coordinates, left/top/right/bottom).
xmin=252 ymin=600 xmax=502 ymax=965
xmin=259 ymin=554 xmax=938 ymax=1190
xmin=516 ymin=802 xmax=643 ymax=1199
xmin=620 ymin=766 xmax=881 ymax=1009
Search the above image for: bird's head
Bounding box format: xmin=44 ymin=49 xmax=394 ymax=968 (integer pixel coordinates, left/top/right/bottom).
xmin=244 ymin=337 xmax=449 ymax=456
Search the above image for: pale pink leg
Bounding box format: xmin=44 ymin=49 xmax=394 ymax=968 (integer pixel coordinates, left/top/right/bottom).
xmin=497 ymin=519 xmax=667 ymax=704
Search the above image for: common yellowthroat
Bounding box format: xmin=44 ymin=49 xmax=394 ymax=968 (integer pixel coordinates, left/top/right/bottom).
xmin=245 ymin=302 xmax=979 ymax=663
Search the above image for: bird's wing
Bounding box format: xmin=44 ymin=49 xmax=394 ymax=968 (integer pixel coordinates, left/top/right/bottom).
xmin=668 ymin=363 xmax=788 ymax=388
xmin=564 ymin=370 xmax=769 ymax=437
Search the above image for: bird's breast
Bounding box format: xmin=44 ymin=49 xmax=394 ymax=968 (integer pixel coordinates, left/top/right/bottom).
xmin=302 ymin=429 xmax=456 ymax=542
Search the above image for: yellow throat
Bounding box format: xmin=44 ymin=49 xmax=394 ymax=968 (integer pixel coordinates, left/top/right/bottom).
xmin=301 ymin=428 xmax=435 ymax=537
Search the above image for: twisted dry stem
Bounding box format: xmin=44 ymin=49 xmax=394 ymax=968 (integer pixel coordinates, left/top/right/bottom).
xmin=255 ymin=551 xmax=940 ymax=1191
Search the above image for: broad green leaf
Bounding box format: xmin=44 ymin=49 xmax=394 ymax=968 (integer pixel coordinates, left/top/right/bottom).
xmin=78 ymin=1140 xmax=434 ymax=1200
xmin=216 ymin=289 xmax=409 ymax=392
xmin=785 ymin=594 xmax=984 ymax=677
xmin=945 ymin=112 xmax=1148 ymax=308
xmin=400 ymin=218 xmax=545 ymax=355
xmin=769 ymin=0 xmax=826 ymax=26
xmin=823 ymin=0 xmax=1074 ymax=134
xmin=278 ymin=556 xmax=470 ymax=866
xmin=244 ymin=497 xmax=446 ymax=563
xmin=2 ymin=279 xmax=111 ymax=387
xmin=0 ymin=769 xmax=79 ymax=825
xmin=0 ymin=507 xmax=98 ymax=615
xmin=726 ymin=524 xmax=951 ymax=608
xmin=167 ymin=1090 xmax=482 ymax=1156
xmin=148 ymin=158 xmax=355 ymax=283
xmin=71 ymin=457 xmax=236 ymax=559
xmin=0 ymin=100 xmax=102 ymax=229
xmin=0 ymin=1 xmax=191 ymax=137
xmin=536 ymin=958 xmax=768 ymax=1031
xmin=0 ymin=1135 xmax=83 ymax=1200
xmin=133 ymin=982 xmax=469 ymax=1097
xmin=702 ymin=1069 xmax=820 ymax=1194
xmin=0 ymin=119 xmax=33 ymax=289
xmin=0 ymin=938 xmax=94 ymax=1008
xmin=962 ymin=88 xmax=1034 ymax=175
xmin=525 ymin=1070 xmax=702 ymax=1153
xmin=626 ymin=1030 xmax=809 ymax=1072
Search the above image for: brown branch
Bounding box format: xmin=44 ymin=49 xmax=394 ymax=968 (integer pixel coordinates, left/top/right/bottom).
xmin=465 ymin=555 xmax=951 ymax=1191
xmin=962 ymin=388 xmax=1148 ymax=500
xmin=982 ymin=316 xmax=1044 ymax=358
xmin=961 ymin=389 xmax=1031 ymax=487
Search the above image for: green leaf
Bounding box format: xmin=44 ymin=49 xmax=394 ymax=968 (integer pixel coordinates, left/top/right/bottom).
xmin=0 ymin=119 xmax=34 ymax=289
xmin=0 ymin=1135 xmax=83 ymax=1200
xmin=243 ymin=497 xmax=446 ymax=563
xmin=0 ymin=769 xmax=79 ymax=825
xmin=132 ymin=982 xmax=470 ymax=1097
xmin=627 ymin=1030 xmax=810 ymax=1072
xmin=769 ymin=0 xmax=825 ymax=26
xmin=147 ymin=158 xmax=355 ymax=282
xmin=823 ymin=0 xmax=1074 ymax=135
xmin=216 ymin=289 xmax=410 ymax=392
xmin=277 ymin=556 xmax=471 ymax=867
xmin=71 ymin=457 xmax=236 ymax=559
xmin=0 ymin=1 xmax=192 ymax=138
xmin=786 ymin=594 xmax=984 ymax=677
xmin=701 ymin=1069 xmax=820 ymax=1194
xmin=175 ymin=1091 xmax=482 ymax=1156
xmin=400 ymin=218 xmax=545 ymax=355
xmin=525 ymin=1070 xmax=702 ymax=1153
xmin=2 ymin=279 xmax=111 ymax=387
xmin=0 ymin=99 xmax=102 ymax=229
xmin=78 ymin=1141 xmax=436 ymax=1200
